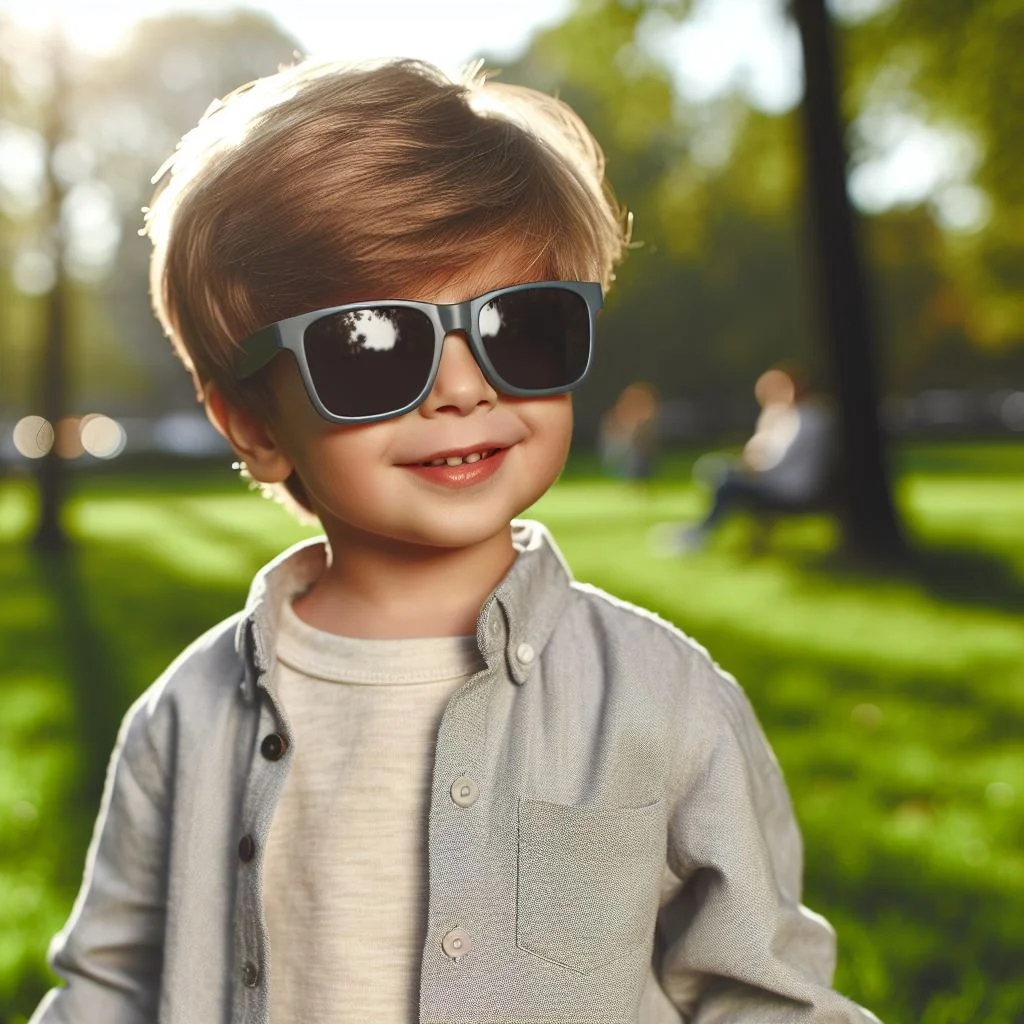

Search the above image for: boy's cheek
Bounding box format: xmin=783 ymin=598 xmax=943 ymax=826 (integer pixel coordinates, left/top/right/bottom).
xmin=511 ymin=392 xmax=573 ymax=431
xmin=540 ymin=394 xmax=575 ymax=451
xmin=522 ymin=395 xmax=574 ymax=483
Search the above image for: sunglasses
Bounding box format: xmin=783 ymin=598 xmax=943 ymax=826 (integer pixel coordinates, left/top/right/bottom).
xmin=233 ymin=280 xmax=603 ymax=424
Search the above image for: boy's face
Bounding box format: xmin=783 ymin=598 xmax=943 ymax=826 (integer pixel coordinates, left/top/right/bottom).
xmin=252 ymin=255 xmax=574 ymax=553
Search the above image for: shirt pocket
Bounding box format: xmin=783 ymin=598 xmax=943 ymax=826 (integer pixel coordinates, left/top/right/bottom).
xmin=516 ymin=797 xmax=665 ymax=975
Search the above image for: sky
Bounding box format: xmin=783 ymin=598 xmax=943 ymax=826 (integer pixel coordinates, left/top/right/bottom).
xmin=0 ymin=0 xmax=981 ymax=224
xmin=4 ymin=0 xmax=576 ymax=70
xmin=4 ymin=0 xmax=808 ymax=108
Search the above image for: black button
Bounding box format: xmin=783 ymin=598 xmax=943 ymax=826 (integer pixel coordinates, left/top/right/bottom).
xmin=261 ymin=733 xmax=286 ymax=761
xmin=241 ymin=961 xmax=259 ymax=987
xmin=238 ymin=835 xmax=256 ymax=862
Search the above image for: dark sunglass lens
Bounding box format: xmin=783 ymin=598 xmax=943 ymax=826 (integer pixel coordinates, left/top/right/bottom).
xmin=479 ymin=288 xmax=590 ymax=391
xmin=303 ymin=307 xmax=435 ymax=417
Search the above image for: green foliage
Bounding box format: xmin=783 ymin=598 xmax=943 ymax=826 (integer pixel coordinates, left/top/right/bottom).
xmin=1 ymin=441 xmax=1022 ymax=1023
xmin=0 ymin=10 xmax=304 ymax=417
xmin=526 ymin=1 xmax=681 ymax=155
xmin=843 ymin=0 xmax=1024 ymax=347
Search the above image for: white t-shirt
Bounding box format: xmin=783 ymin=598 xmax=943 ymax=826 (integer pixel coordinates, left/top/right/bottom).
xmin=264 ymin=594 xmax=484 ymax=1024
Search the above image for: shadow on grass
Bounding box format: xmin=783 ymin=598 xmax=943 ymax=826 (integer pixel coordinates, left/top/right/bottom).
xmin=739 ymin=515 xmax=1024 ymax=618
xmin=32 ymin=549 xmax=131 ymax=809
xmin=799 ymin=540 xmax=1024 ymax=616
xmin=911 ymin=542 xmax=1024 ymax=614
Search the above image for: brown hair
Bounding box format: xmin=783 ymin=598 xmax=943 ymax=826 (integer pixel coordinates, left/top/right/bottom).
xmin=145 ymin=57 xmax=628 ymax=513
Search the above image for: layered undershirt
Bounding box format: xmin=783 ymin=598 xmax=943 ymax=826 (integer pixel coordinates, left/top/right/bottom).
xmin=264 ymin=593 xmax=485 ymax=1024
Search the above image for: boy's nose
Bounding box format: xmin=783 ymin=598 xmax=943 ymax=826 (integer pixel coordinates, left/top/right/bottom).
xmin=419 ymin=331 xmax=498 ymax=417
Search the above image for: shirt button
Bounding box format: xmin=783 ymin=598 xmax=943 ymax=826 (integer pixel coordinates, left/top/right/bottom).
xmin=441 ymin=927 xmax=471 ymax=960
xmin=241 ymin=961 xmax=260 ymax=987
xmin=238 ymin=835 xmax=256 ymax=862
xmin=450 ymin=776 xmax=479 ymax=807
xmin=260 ymin=733 xmax=287 ymax=761
xmin=489 ymin=615 xmax=501 ymax=636
xmin=516 ymin=642 xmax=535 ymax=664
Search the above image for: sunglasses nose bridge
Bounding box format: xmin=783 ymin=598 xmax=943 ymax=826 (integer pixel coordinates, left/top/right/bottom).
xmin=436 ymin=301 xmax=473 ymax=340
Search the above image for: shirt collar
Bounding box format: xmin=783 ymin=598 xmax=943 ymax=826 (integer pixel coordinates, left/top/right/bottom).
xmin=235 ymin=518 xmax=573 ymax=702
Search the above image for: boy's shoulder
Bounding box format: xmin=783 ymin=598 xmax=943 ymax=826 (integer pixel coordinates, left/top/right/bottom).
xmin=563 ymin=577 xmax=743 ymax=707
xmin=514 ymin=519 xmax=739 ymax=707
xmin=108 ymin=610 xmax=247 ymax=798
xmin=136 ymin=610 xmax=248 ymax=720
xmin=120 ymin=606 xmax=247 ymax=745
xmin=560 ymin=580 xmax=778 ymax=778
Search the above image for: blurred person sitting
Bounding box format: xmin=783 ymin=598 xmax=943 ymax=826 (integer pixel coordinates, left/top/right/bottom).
xmin=598 ymin=381 xmax=660 ymax=487
xmin=669 ymin=365 xmax=835 ymax=552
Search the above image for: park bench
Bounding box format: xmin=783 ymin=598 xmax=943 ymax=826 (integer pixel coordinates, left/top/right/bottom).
xmin=743 ymin=468 xmax=843 ymax=552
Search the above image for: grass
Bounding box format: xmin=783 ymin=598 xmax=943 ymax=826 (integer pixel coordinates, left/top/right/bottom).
xmin=1 ymin=441 xmax=1022 ymax=1024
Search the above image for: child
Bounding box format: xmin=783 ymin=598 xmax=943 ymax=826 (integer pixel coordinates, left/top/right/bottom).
xmin=30 ymin=58 xmax=879 ymax=1023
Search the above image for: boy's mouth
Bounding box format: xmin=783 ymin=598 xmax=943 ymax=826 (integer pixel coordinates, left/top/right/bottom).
xmin=402 ymin=444 xmax=512 ymax=490
xmin=419 ymin=448 xmax=501 ymax=467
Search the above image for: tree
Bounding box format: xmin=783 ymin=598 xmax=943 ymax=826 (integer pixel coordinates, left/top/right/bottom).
xmin=509 ymin=0 xmax=1024 ymax=560
xmin=503 ymin=0 xmax=911 ymax=563
xmin=0 ymin=11 xmax=303 ymax=545
xmin=3 ymin=12 xmax=301 ymax=545
xmin=791 ymin=0 xmax=909 ymax=564
xmin=32 ymin=29 xmax=72 ymax=551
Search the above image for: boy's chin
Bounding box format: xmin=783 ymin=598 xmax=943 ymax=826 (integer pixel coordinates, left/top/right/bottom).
xmin=396 ymin=512 xmax=517 ymax=552
xmin=318 ymin=508 xmax=518 ymax=554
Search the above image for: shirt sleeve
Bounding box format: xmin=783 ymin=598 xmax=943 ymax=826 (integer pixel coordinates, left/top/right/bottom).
xmin=29 ymin=689 xmax=169 ymax=1024
xmin=656 ymin=671 xmax=881 ymax=1023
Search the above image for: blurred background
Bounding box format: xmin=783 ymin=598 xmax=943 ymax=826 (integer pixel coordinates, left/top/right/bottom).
xmin=0 ymin=1 xmax=1021 ymax=1022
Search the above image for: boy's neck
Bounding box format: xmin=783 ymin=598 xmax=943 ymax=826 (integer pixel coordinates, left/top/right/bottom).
xmin=291 ymin=524 xmax=518 ymax=639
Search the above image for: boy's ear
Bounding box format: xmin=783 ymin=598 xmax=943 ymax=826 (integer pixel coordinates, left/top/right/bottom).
xmin=203 ymin=383 xmax=293 ymax=484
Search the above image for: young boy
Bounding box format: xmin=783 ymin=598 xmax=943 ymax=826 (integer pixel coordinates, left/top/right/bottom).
xmin=30 ymin=58 xmax=879 ymax=1024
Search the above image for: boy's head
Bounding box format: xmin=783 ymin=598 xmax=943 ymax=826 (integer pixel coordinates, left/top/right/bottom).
xmin=145 ymin=57 xmax=627 ymax=535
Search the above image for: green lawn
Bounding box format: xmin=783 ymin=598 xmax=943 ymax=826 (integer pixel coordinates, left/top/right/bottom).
xmin=1 ymin=442 xmax=1022 ymax=1024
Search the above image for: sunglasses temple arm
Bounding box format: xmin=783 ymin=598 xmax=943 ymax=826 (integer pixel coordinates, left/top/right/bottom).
xmin=234 ymin=325 xmax=284 ymax=379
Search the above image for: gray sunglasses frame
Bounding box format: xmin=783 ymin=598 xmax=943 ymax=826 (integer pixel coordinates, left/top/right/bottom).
xmin=233 ymin=280 xmax=603 ymax=424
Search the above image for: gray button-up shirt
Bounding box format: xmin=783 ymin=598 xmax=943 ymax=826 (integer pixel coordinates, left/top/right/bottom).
xmin=31 ymin=521 xmax=879 ymax=1024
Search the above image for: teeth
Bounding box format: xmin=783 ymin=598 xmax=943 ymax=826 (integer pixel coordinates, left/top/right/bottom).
xmin=422 ymin=449 xmax=495 ymax=468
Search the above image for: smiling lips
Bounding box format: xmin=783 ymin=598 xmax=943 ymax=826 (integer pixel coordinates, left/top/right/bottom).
xmin=403 ymin=446 xmax=509 ymax=489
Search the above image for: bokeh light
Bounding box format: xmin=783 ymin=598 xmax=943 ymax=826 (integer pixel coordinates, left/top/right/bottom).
xmin=11 ymin=413 xmax=128 ymax=459
xmin=12 ymin=248 xmax=56 ymax=296
xmin=11 ymin=415 xmax=54 ymax=458
xmin=79 ymin=413 xmax=127 ymax=458
xmin=53 ymin=417 xmax=84 ymax=459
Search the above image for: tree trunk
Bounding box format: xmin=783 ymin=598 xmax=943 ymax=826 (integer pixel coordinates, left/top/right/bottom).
xmin=33 ymin=30 xmax=71 ymax=552
xmin=791 ymin=0 xmax=909 ymax=565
